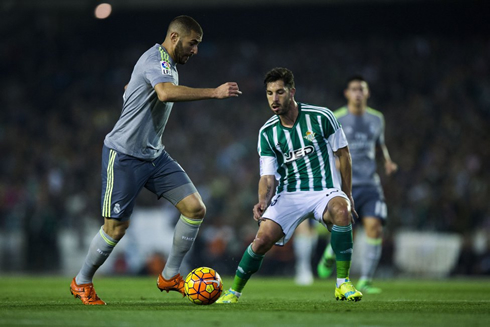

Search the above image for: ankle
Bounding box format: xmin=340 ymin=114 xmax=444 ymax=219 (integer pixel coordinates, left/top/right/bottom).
xmin=336 ymin=278 xmax=350 ymax=288
xmin=229 ymin=289 xmax=242 ymax=297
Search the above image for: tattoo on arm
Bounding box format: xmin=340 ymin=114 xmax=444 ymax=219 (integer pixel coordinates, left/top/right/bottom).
xmin=266 ymin=185 xmax=272 ymax=200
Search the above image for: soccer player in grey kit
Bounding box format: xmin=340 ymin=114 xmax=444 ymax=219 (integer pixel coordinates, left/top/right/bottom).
xmin=70 ymin=15 xmax=241 ymax=305
xmin=318 ymin=76 xmax=397 ymax=294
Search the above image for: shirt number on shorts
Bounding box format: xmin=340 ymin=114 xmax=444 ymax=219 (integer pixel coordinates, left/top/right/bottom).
xmin=270 ymin=195 xmax=281 ymax=207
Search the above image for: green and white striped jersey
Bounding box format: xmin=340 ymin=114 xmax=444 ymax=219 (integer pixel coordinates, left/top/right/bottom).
xmin=258 ymin=102 xmax=348 ymax=193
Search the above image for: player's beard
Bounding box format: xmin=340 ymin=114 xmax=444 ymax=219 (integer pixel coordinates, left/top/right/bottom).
xmin=273 ymin=97 xmax=292 ymax=116
xmin=175 ymin=40 xmax=191 ymax=65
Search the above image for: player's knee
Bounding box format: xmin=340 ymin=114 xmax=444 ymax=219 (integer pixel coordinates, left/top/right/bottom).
xmin=365 ymin=221 xmax=383 ymax=238
xmin=252 ymin=236 xmax=274 ymax=255
xmin=329 ymin=202 xmax=351 ymax=226
xmin=177 ymin=194 xmax=206 ymax=220
xmin=367 ymin=229 xmax=382 ymax=239
xmin=110 ymin=229 xmax=126 ymax=240
xmin=103 ymin=220 xmax=129 ymax=240
xmin=191 ymin=202 xmax=206 ymax=219
xmin=182 ymin=202 xmax=206 ymax=220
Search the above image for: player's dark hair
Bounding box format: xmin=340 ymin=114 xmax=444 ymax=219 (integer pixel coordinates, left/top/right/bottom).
xmin=264 ymin=67 xmax=295 ymax=89
xmin=346 ymin=75 xmax=367 ymax=88
xmin=168 ymin=15 xmax=203 ymax=37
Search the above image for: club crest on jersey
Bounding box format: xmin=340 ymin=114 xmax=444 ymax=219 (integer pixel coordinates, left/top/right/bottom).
xmin=160 ymin=60 xmax=171 ymax=75
xmin=304 ymin=131 xmax=316 ymax=142
xmin=284 ymin=145 xmax=315 ymax=164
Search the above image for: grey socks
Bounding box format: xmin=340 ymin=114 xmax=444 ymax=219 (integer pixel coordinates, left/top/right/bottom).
xmin=75 ymin=227 xmax=118 ymax=284
xmin=162 ymin=215 xmax=202 ymax=279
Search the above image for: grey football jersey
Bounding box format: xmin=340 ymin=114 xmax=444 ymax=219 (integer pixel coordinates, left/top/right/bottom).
xmin=334 ymin=106 xmax=385 ymax=186
xmin=104 ymin=44 xmax=178 ymax=160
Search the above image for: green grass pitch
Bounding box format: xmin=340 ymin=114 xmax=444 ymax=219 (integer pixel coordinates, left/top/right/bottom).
xmin=0 ymin=276 xmax=489 ymax=327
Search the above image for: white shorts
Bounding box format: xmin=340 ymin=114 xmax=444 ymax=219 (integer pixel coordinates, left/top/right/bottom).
xmin=262 ymin=189 xmax=349 ymax=246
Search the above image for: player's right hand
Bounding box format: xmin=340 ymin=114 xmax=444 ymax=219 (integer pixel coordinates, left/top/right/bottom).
xmin=385 ymin=160 xmax=398 ymax=176
xmin=348 ymin=195 xmax=359 ymax=224
xmin=215 ymin=82 xmax=242 ymax=99
xmin=252 ymin=202 xmax=267 ymax=221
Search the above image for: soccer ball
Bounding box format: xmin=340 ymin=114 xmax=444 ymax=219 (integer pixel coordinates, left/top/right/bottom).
xmin=184 ymin=267 xmax=223 ymax=305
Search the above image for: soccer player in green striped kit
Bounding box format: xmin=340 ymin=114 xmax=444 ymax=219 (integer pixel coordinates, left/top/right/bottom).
xmin=217 ymin=67 xmax=362 ymax=303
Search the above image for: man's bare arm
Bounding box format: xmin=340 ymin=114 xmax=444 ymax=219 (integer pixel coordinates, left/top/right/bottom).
xmin=154 ymin=82 xmax=241 ymax=102
xmin=252 ymin=175 xmax=277 ymax=221
xmin=335 ymin=146 xmax=358 ymax=220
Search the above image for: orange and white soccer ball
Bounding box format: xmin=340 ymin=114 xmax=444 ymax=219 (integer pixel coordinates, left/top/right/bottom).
xmin=184 ymin=267 xmax=223 ymax=305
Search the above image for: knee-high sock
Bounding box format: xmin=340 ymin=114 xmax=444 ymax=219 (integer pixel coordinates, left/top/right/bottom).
xmin=294 ymin=234 xmax=316 ymax=276
xmin=162 ymin=215 xmax=202 ymax=279
xmin=360 ymin=237 xmax=382 ymax=281
xmin=76 ymin=226 xmax=118 ymax=284
xmin=330 ymin=224 xmax=353 ymax=280
xmin=231 ymin=244 xmax=265 ymax=293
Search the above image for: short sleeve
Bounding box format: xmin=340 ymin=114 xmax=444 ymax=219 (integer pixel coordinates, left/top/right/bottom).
xmin=260 ymin=156 xmax=278 ymax=176
xmin=257 ymin=131 xmax=275 ymax=157
xmin=328 ymin=127 xmax=349 ymax=152
xmin=321 ymin=109 xmax=342 ymax=138
xmin=145 ymin=55 xmax=175 ymax=87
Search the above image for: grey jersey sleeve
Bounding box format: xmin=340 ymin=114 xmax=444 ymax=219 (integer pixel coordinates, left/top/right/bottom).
xmin=104 ymin=44 xmax=178 ymax=160
xmin=146 ymin=49 xmax=176 ymax=87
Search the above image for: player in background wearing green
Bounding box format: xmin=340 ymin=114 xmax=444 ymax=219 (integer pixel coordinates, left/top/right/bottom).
xmin=217 ymin=67 xmax=362 ymax=303
xmin=69 ymin=16 xmax=241 ymax=305
xmin=317 ymin=76 xmax=397 ymax=294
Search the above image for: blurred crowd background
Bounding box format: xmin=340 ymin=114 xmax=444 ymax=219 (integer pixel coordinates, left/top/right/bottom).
xmin=1 ymin=0 xmax=489 ymax=277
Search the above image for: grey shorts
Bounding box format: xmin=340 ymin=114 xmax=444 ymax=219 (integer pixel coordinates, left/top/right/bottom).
xmin=352 ymin=184 xmax=387 ymax=223
xmin=101 ymin=145 xmax=197 ymax=220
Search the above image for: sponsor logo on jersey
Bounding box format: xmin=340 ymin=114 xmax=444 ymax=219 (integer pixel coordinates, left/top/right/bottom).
xmin=160 ymin=60 xmax=171 ymax=75
xmin=284 ymin=145 xmax=315 ymax=164
xmin=304 ymin=131 xmax=316 ymax=142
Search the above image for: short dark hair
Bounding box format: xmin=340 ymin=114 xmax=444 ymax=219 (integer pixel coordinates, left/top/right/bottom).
xmin=346 ymin=75 xmax=367 ymax=88
xmin=264 ymin=67 xmax=295 ymax=89
xmin=168 ymin=15 xmax=203 ymax=37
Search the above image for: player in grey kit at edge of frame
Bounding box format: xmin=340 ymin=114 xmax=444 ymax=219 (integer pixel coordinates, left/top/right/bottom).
xmin=70 ymin=15 xmax=241 ymax=305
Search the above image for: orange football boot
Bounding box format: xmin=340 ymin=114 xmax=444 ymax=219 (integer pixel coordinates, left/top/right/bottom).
xmin=157 ymin=273 xmax=186 ymax=297
xmin=70 ymin=277 xmax=106 ymax=305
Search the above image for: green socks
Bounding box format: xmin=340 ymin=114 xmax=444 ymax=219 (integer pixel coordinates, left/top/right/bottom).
xmin=330 ymin=224 xmax=353 ymax=279
xmin=231 ymin=244 xmax=265 ymax=293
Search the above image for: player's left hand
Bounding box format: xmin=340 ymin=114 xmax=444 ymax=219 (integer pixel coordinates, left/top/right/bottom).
xmin=385 ymin=160 xmax=398 ymax=176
